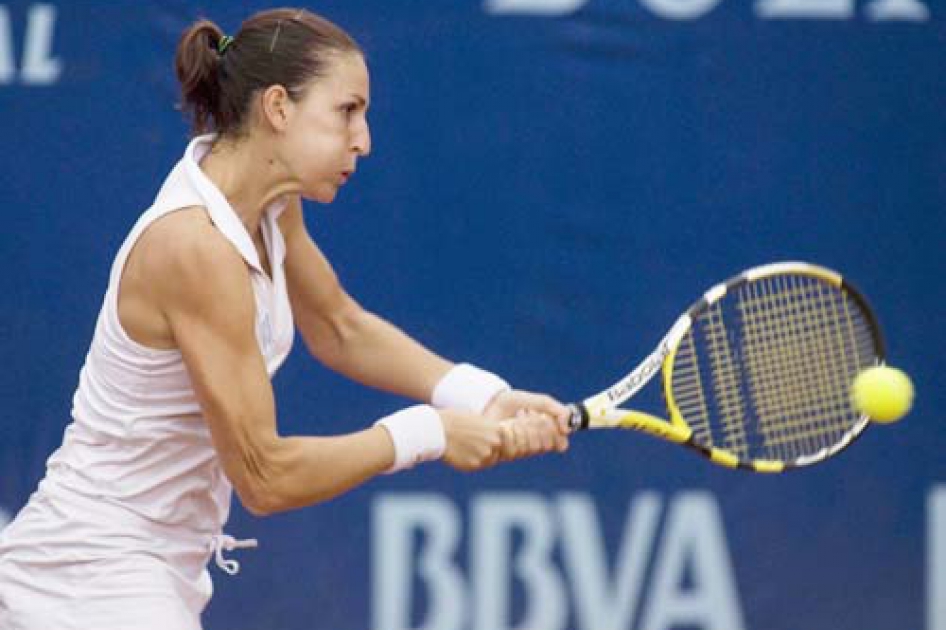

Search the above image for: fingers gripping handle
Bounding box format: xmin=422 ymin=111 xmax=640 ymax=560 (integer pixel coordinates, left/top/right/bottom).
xmin=567 ymin=403 xmax=590 ymax=432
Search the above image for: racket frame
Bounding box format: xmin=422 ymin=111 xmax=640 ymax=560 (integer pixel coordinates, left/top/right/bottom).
xmin=567 ymin=261 xmax=885 ymax=473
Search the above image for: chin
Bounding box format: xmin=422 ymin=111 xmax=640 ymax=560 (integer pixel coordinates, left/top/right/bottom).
xmin=303 ymin=185 xmax=339 ymax=205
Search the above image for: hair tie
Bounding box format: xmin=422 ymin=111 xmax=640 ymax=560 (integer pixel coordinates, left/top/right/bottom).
xmin=217 ymin=35 xmax=234 ymax=55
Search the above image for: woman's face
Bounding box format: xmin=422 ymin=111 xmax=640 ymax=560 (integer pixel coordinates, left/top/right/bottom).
xmin=278 ymin=51 xmax=371 ymax=203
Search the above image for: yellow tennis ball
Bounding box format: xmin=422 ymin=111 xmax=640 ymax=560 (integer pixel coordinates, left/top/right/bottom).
xmin=851 ymin=365 xmax=914 ymax=423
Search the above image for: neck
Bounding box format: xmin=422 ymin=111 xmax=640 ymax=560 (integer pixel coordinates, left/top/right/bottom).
xmin=198 ymin=135 xmax=300 ymax=235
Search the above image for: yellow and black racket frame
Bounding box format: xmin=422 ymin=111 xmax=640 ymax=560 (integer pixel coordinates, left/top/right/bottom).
xmin=568 ymin=262 xmax=885 ymax=473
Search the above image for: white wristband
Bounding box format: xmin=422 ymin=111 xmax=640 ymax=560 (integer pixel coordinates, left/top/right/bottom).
xmin=375 ymin=405 xmax=446 ymax=473
xmin=431 ymin=363 xmax=511 ymax=414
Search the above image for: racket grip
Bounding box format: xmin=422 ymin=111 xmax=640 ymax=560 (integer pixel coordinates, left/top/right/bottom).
xmin=566 ymin=403 xmax=590 ymax=432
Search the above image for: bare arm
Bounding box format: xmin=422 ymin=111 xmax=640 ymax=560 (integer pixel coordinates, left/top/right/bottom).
xmin=278 ymin=198 xmax=572 ymax=443
xmin=150 ymin=218 xmax=401 ymax=514
xmin=279 ymin=199 xmax=453 ymax=402
xmin=145 ymin=213 xmax=505 ymax=516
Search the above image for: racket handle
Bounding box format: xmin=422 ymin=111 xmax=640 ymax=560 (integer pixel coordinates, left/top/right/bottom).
xmin=566 ymin=403 xmax=590 ymax=432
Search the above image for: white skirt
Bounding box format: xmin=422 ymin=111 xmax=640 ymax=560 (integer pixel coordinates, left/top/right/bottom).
xmin=0 ymin=489 xmax=214 ymax=630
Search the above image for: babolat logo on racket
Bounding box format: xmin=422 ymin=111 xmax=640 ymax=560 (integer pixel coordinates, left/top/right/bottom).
xmin=606 ymin=343 xmax=671 ymax=404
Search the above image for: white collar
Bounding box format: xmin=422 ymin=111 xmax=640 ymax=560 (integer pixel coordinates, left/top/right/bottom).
xmin=182 ymin=135 xmax=288 ymax=275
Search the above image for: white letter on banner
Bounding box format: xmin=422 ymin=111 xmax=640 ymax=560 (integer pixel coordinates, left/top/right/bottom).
xmin=371 ymin=494 xmax=465 ymax=630
xmin=21 ymin=4 xmax=61 ymax=85
xmin=866 ymin=0 xmax=930 ymax=21
xmin=639 ymin=0 xmax=722 ymax=20
xmin=929 ymin=486 xmax=946 ymax=630
xmin=482 ymin=0 xmax=586 ymax=16
xmin=472 ymin=493 xmax=566 ymax=630
xmin=756 ymin=0 xmax=854 ymax=19
xmin=639 ymin=492 xmax=745 ymax=630
xmin=0 ymin=7 xmax=14 ymax=84
xmin=559 ymin=492 xmax=662 ymax=630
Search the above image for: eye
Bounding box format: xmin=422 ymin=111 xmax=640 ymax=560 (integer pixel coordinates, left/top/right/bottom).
xmin=340 ymin=102 xmax=358 ymax=117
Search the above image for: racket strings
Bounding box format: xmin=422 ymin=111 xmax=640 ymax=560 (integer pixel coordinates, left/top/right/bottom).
xmin=671 ymin=308 xmax=749 ymax=452
xmin=669 ymin=332 xmax=712 ymax=443
xmin=701 ymin=305 xmax=748 ymax=449
xmin=740 ymin=277 xmax=855 ymax=459
xmin=672 ymin=273 xmax=879 ymax=462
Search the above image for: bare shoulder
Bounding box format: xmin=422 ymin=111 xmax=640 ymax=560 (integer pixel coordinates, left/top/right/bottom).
xmin=135 ymin=206 xmax=252 ymax=312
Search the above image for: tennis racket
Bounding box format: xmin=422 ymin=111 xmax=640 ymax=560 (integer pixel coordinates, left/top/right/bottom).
xmin=566 ymin=261 xmax=884 ymax=472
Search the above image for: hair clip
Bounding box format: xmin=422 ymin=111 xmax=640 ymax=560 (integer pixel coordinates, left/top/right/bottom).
xmin=218 ymin=35 xmax=234 ymax=55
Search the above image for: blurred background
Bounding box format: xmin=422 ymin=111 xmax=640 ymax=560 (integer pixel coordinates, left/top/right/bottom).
xmin=1 ymin=1 xmax=943 ymax=629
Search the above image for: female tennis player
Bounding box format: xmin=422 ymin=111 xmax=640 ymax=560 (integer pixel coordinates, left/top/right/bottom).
xmin=0 ymin=8 xmax=569 ymax=629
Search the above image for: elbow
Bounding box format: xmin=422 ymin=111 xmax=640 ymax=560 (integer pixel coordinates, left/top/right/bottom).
xmin=234 ymin=475 xmax=283 ymax=517
xmin=238 ymin=485 xmax=280 ymax=517
xmin=236 ymin=477 xmax=337 ymax=516
xmin=229 ymin=443 xmax=291 ymax=517
xmin=228 ymin=441 xmax=337 ymax=517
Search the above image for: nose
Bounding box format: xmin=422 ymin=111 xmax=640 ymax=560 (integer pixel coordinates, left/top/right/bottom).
xmin=352 ymin=119 xmax=371 ymax=157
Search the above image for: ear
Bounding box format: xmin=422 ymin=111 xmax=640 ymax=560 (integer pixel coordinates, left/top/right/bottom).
xmin=259 ymin=84 xmax=293 ymax=132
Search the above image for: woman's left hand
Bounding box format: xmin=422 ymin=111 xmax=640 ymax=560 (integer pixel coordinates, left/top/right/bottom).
xmin=482 ymin=390 xmax=572 ymax=462
xmin=483 ymin=390 xmax=570 ymax=430
xmin=497 ymin=409 xmax=570 ymax=461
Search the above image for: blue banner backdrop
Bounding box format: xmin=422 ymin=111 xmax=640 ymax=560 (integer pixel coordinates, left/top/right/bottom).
xmin=1 ymin=1 xmax=943 ymax=629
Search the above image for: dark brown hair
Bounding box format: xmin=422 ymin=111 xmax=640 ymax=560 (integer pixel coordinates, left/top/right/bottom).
xmin=174 ymin=8 xmax=361 ymax=136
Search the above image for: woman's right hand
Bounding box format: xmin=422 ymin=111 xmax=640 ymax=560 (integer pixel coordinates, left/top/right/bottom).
xmin=439 ymin=410 xmax=504 ymax=472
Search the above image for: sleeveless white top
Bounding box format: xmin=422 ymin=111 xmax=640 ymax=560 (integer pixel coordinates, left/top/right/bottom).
xmin=0 ymin=135 xmax=294 ymax=616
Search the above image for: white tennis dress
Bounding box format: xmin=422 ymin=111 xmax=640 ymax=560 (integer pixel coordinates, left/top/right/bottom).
xmin=0 ymin=135 xmax=294 ymax=629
